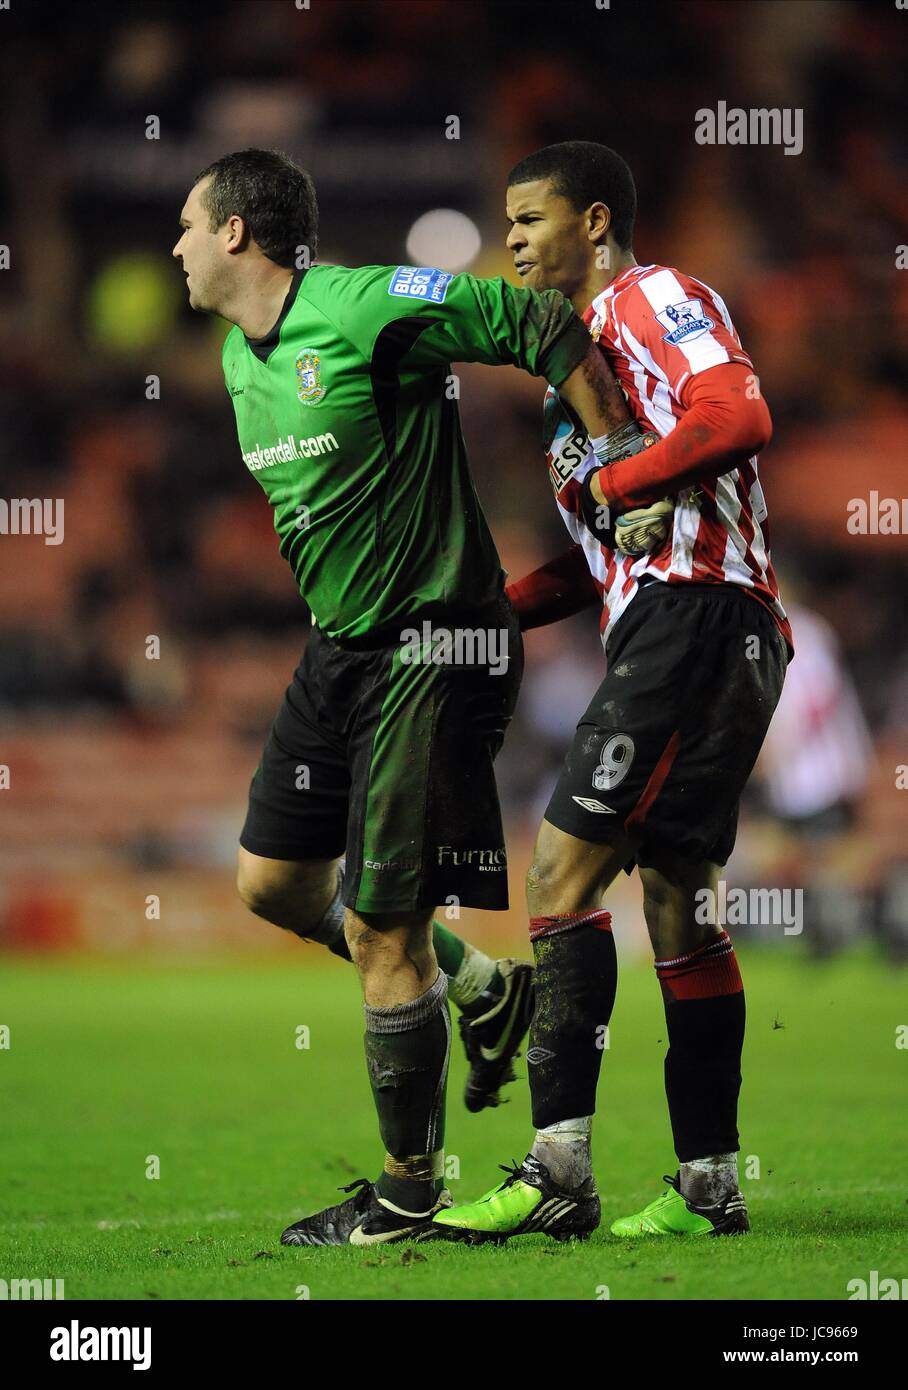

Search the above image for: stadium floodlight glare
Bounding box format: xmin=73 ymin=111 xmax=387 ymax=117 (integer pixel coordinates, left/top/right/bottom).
xmin=405 ymin=209 xmax=481 ymax=273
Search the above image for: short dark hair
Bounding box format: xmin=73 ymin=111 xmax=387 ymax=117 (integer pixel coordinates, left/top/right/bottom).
xmin=194 ymin=148 xmax=318 ymax=268
xmin=507 ymin=141 xmax=636 ymax=251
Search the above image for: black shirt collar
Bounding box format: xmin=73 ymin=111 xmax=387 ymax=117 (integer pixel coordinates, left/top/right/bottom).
xmin=244 ymin=268 xmax=307 ymax=362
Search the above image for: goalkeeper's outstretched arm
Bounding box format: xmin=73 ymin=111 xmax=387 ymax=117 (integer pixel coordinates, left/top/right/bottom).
xmin=559 ymin=344 xmax=675 ymax=556
xmin=505 ymin=544 xmax=600 ymax=631
xmin=587 ymin=362 xmax=772 ymax=512
xmin=556 ymin=341 xmax=635 ymax=441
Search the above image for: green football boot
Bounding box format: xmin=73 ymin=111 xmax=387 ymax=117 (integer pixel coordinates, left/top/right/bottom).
xmin=427 ymin=1154 xmax=600 ymax=1245
xmin=610 ymin=1172 xmax=749 ymax=1237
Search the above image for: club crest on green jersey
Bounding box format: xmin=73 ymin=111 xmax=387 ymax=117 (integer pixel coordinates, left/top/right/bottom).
xmin=295 ymin=348 xmax=325 ymax=406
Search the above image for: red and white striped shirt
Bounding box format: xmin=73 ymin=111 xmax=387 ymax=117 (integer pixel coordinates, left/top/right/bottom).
xmin=544 ymin=263 xmax=791 ymax=650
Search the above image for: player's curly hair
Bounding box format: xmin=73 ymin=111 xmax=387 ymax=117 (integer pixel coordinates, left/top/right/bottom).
xmin=507 ymin=141 xmax=636 ymax=251
xmin=194 ymin=148 xmax=318 ymax=268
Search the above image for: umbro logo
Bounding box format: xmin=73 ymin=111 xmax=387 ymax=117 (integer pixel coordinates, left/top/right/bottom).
xmin=526 ymin=1046 xmax=556 ymax=1065
xmin=572 ymin=796 xmax=616 ymax=814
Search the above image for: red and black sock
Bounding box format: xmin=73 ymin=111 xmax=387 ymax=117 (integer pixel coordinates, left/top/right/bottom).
xmin=655 ymin=929 xmax=745 ymax=1162
xmin=527 ymin=909 xmax=617 ymax=1130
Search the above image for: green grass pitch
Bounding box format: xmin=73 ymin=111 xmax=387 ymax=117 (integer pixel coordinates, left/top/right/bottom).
xmin=2 ymin=946 xmax=904 ymax=1301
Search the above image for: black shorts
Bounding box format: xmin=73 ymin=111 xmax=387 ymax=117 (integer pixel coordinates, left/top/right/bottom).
xmin=240 ymin=591 xmax=523 ymax=913
xmin=544 ymin=582 xmax=789 ymax=866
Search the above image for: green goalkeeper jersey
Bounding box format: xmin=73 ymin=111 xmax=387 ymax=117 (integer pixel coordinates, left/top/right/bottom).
xmin=221 ymin=262 xmax=590 ymax=640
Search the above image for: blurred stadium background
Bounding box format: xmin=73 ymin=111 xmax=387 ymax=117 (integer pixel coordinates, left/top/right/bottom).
xmin=1 ymin=0 xmax=906 ymax=967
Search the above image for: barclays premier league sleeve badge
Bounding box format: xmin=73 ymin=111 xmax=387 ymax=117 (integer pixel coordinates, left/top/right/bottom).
xmin=656 ymin=299 xmax=714 ymax=345
xmin=295 ymin=349 xmax=325 ymax=406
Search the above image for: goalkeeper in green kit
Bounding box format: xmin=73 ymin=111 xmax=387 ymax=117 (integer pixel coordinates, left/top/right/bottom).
xmin=173 ymin=147 xmax=658 ymax=1246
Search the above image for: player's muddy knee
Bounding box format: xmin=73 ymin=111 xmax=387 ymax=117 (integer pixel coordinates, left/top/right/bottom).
xmin=344 ymin=920 xmax=383 ymax=961
xmin=235 ymin=864 xmax=268 ymax=914
xmin=236 ymin=851 xmax=339 ymax=935
xmin=236 ymin=874 xmax=289 ymax=925
xmin=526 ymin=857 xmax=551 ymax=909
xmin=345 ymin=912 xmax=433 ymax=975
xmin=526 ymin=856 xmax=585 ymax=917
xmin=236 ymin=869 xmax=320 ymax=934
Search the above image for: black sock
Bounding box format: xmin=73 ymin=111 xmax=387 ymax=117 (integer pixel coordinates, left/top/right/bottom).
xmin=364 ymin=972 xmax=450 ymax=1214
xmin=655 ymin=930 xmax=745 ymax=1162
xmin=527 ymin=910 xmax=617 ymax=1130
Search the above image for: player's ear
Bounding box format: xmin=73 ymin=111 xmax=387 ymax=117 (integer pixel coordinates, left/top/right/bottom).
xmin=587 ymin=202 xmax=611 ymax=245
xmin=224 ymin=213 xmax=249 ymax=255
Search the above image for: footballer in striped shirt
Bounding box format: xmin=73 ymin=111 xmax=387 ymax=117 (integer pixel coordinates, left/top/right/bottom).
xmin=433 ymin=141 xmax=792 ymax=1246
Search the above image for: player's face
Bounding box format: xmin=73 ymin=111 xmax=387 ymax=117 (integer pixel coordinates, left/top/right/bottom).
xmin=505 ymin=179 xmax=591 ymax=298
xmin=172 ymin=178 xmax=227 ymax=313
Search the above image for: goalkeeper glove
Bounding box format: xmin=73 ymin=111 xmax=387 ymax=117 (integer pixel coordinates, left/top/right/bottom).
xmin=612 ymin=498 xmax=675 ymax=555
xmin=580 ymin=425 xmax=672 ymax=556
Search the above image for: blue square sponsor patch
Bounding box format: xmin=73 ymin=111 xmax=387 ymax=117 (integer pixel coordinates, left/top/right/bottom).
xmin=388 ymin=266 xmax=453 ymax=303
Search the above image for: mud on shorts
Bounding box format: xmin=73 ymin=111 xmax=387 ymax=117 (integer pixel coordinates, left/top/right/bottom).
xmin=544 ymin=581 xmax=789 ymax=866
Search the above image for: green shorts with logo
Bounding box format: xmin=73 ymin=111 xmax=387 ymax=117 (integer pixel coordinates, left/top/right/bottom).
xmin=240 ymin=590 xmax=523 ymax=913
